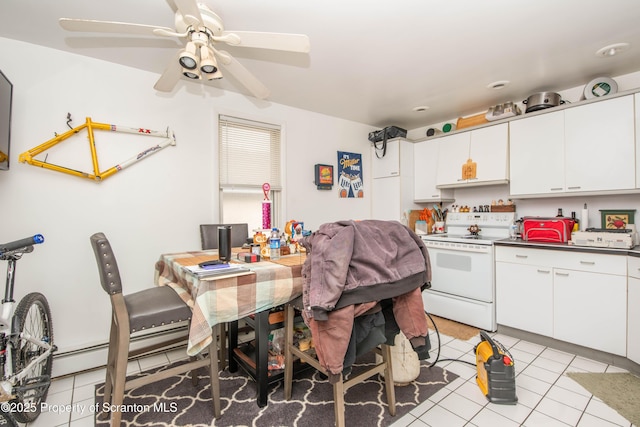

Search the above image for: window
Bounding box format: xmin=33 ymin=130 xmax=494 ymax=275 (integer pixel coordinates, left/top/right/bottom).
xmin=218 ymin=115 xmax=281 ymax=232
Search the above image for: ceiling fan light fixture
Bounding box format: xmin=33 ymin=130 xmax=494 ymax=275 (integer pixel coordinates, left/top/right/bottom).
xmin=178 ymin=41 xmax=198 ymax=70
xmin=182 ymin=68 xmax=200 ymax=80
xmin=206 ymin=69 xmax=223 ymax=81
xmin=199 ymin=46 xmax=218 ymax=74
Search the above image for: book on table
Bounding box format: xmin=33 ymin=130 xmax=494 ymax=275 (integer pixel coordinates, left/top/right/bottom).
xmin=183 ymin=263 xmax=251 ymax=278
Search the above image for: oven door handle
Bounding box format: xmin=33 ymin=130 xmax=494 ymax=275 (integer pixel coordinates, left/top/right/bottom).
xmin=423 ymin=244 xmax=490 ymax=254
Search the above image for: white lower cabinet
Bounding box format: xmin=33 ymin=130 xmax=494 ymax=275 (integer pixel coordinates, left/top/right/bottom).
xmin=627 ymin=256 xmax=640 ymax=364
xmin=496 ymin=246 xmax=627 ymax=356
xmin=553 ymin=269 xmax=626 ymax=355
xmin=496 ymin=262 xmax=553 ymax=336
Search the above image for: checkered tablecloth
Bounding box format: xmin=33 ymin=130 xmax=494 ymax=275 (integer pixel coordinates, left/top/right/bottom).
xmin=154 ymin=250 xmax=305 ymax=355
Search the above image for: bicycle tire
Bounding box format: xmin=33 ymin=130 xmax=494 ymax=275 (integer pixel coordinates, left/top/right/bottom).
xmin=0 ymin=409 xmax=18 ymax=427
xmin=0 ymin=410 xmax=18 ymax=427
xmin=10 ymin=292 xmax=54 ymax=423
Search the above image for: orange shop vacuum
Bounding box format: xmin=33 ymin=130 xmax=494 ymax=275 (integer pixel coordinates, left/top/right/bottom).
xmin=475 ymin=331 xmax=518 ymax=404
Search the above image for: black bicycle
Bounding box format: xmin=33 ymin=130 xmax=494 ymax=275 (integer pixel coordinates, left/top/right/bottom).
xmin=0 ymin=235 xmax=56 ymax=424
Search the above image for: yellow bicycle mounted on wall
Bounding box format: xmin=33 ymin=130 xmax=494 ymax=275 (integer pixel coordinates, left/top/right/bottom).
xmin=19 ymin=117 xmax=176 ymax=182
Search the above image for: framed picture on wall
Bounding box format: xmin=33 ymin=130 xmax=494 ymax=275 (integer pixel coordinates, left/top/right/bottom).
xmin=314 ymin=164 xmax=333 ymax=190
xmin=600 ymin=209 xmax=635 ymax=230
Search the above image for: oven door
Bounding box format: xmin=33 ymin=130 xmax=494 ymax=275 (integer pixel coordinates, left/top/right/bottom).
xmin=424 ymin=241 xmax=493 ymax=302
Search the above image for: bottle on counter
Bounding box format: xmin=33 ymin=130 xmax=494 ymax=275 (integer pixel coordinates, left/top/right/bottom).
xmin=571 ymin=211 xmax=580 ymax=232
xmin=269 ymin=228 xmax=281 ymax=260
xmin=509 ymin=220 xmax=519 ymax=240
xmin=556 ymin=208 xmax=563 ymax=217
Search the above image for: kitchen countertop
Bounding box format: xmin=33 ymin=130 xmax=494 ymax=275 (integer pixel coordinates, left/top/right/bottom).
xmin=494 ymin=238 xmax=640 ymax=257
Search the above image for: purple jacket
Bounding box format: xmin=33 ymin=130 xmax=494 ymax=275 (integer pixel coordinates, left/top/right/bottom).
xmin=300 ymin=219 xmax=431 ymax=320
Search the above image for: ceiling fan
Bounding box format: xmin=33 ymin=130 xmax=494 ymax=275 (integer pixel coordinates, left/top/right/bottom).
xmin=58 ymin=0 xmax=310 ymax=99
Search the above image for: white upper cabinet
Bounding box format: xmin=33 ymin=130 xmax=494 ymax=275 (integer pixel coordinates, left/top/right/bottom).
xmin=436 ymin=123 xmax=509 ymax=188
xmin=509 ymin=110 xmax=565 ymax=196
xmin=469 ymin=123 xmax=510 ymax=184
xmin=564 ymin=95 xmax=635 ymax=192
xmin=636 ymin=93 xmax=640 ymax=189
xmin=413 ymin=139 xmax=454 ymax=202
xmin=509 ymin=94 xmax=635 ymax=197
xmin=371 ymin=138 xmax=400 ymax=178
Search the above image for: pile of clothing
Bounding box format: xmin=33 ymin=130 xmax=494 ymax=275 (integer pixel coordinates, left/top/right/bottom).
xmin=299 ymin=219 xmax=431 ymax=383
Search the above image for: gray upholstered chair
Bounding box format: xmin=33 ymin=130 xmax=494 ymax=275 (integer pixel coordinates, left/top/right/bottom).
xmin=199 ymin=223 xmax=249 ymax=250
xmin=90 ymin=232 xmax=221 ymax=426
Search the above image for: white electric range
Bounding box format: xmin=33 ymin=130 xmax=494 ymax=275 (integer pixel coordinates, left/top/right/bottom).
xmin=421 ymin=212 xmax=516 ymax=331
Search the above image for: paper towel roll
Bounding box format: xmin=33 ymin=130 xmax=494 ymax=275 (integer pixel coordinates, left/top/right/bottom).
xmin=581 ymin=204 xmax=589 ymax=231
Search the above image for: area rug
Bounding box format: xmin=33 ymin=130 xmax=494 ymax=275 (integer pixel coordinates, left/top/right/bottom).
xmin=95 ymin=354 xmax=457 ymax=426
xmin=567 ymin=372 xmax=640 ymax=425
xmin=426 ymin=314 xmax=480 ymax=341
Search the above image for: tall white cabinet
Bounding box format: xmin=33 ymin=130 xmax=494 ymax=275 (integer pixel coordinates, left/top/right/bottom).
xmin=371 ymin=139 xmax=418 ymax=221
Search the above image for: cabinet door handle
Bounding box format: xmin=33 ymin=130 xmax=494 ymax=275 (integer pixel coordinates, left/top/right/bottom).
xmin=550 ymin=187 xmax=563 ymax=191
xmin=537 ymin=269 xmax=551 ymax=274
xmin=515 ymin=254 xmax=528 ymax=258
xmin=431 ymin=194 xmax=440 ymax=198
xmin=579 ymin=260 xmax=595 ymax=265
xmin=468 ymin=177 xmax=478 ymax=181
xmin=457 ymin=178 xmax=466 ymax=182
xmin=568 ymin=186 xmax=581 ymax=190
xmin=555 ymin=272 xmax=570 ymax=276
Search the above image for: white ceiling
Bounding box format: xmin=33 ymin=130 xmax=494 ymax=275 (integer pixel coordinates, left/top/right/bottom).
xmin=2 ymin=0 xmax=640 ymax=130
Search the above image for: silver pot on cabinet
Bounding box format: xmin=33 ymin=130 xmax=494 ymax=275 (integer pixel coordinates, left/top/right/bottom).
xmin=523 ymin=91 xmax=564 ymax=113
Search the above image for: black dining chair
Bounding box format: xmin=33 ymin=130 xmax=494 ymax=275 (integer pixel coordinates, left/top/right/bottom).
xmin=90 ymin=232 xmax=221 ymax=426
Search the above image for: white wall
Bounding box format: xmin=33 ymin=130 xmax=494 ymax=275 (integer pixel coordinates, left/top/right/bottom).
xmin=0 ymin=38 xmax=373 ymax=375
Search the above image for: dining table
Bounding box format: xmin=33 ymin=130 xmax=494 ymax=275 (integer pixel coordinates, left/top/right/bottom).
xmin=154 ymin=248 xmax=306 ymax=406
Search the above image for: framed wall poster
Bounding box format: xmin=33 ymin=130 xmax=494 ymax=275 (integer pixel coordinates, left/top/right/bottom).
xmin=337 ymin=151 xmax=363 ymax=198
xmin=314 ymin=164 xmax=333 ymax=190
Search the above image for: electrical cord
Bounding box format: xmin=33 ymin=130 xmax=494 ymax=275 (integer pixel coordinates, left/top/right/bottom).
xmin=424 ymin=309 xmax=476 ymax=368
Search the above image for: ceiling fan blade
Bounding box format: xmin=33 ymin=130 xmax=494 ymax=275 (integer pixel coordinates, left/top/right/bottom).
xmin=153 ymin=55 xmax=182 ymax=92
xmin=217 ymin=50 xmax=270 ymax=99
xmin=219 ymin=31 xmax=310 ymax=53
xmin=173 ymin=0 xmax=204 ymax=27
xmin=59 ymin=18 xmax=174 ymax=37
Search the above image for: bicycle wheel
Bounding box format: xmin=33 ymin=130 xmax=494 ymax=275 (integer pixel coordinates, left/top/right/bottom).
xmin=0 ymin=409 xmax=18 ymax=427
xmin=10 ymin=292 xmax=54 ymax=423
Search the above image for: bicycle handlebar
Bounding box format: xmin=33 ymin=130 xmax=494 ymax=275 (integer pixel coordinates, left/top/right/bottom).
xmin=0 ymin=234 xmax=44 ymax=256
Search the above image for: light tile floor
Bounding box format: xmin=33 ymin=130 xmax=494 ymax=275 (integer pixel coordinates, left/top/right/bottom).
xmin=19 ymin=331 xmax=637 ymax=427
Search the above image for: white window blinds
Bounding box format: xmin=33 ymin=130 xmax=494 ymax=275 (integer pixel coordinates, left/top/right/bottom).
xmin=218 ymin=115 xmax=281 ymax=190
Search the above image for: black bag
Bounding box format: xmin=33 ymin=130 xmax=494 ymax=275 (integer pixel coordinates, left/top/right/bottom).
xmin=368 ymin=126 xmax=407 ymax=158
xmin=368 ymin=126 xmax=407 ymax=143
